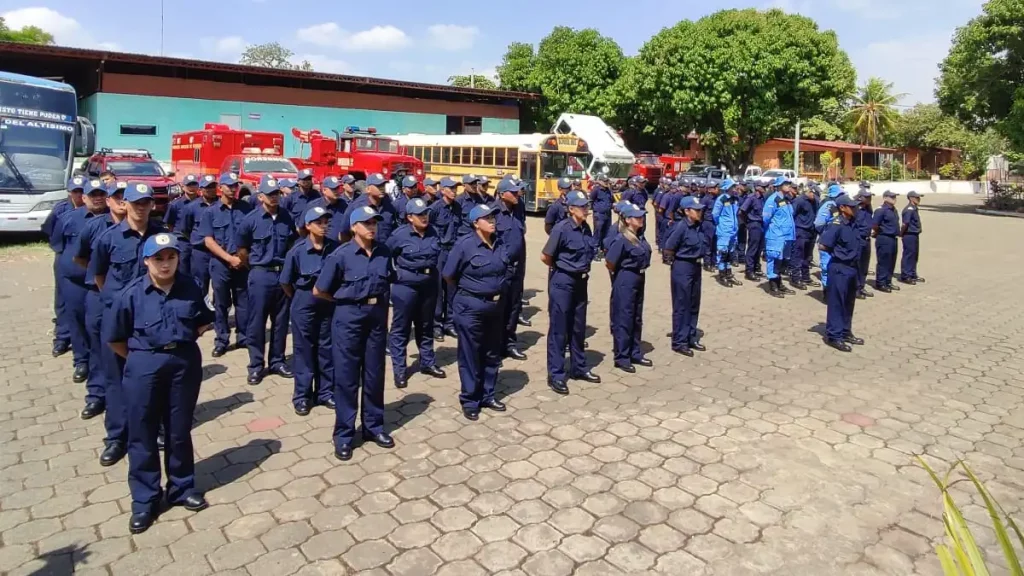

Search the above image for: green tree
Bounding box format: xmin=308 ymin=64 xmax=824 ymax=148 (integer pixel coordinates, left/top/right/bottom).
xmin=801 ymin=98 xmax=848 ymax=141
xmin=938 ymin=0 xmax=1024 ymax=151
xmin=890 ymin=103 xmax=1006 ymax=179
xmin=0 ymin=16 xmax=54 ymax=45
xmin=846 ymin=77 xmax=903 ymax=149
xmin=496 ymin=42 xmax=536 ymax=91
xmin=239 ymin=42 xmax=313 ymax=71
xmin=613 ymin=9 xmax=856 ymax=173
xmin=447 ymin=74 xmax=498 ymax=90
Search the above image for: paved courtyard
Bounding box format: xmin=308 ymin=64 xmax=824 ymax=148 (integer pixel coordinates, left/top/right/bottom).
xmin=2 ymin=194 xmax=1023 ymax=576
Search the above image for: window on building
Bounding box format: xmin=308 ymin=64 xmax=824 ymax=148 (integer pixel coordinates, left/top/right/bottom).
xmin=851 ymin=152 xmax=880 ymax=167
xmin=470 ymin=148 xmax=482 ymax=166
xmin=446 ymin=116 xmax=462 ymax=135
xmin=120 ymin=124 xmax=157 ymax=136
xmin=463 ymin=117 xmax=482 ymax=135
xmin=483 ymin=147 xmax=494 ymax=166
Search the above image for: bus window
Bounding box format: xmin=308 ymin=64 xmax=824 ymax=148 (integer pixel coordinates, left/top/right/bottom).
xmin=462 ymin=147 xmax=472 ymax=165
xmin=441 ymin=147 xmax=451 ymax=163
xmin=431 ymin=147 xmax=440 ymax=163
xmin=470 ymin=148 xmax=481 ymax=166
xmin=483 ymin=147 xmax=494 ymax=166
xmin=449 ymin=147 xmax=459 ymax=164
xmin=540 ymin=152 xmax=564 ymax=177
xmin=411 ymin=146 xmax=420 ymax=160
xmin=520 ymin=152 xmax=537 ymax=180
xmin=496 ymin=148 xmax=506 ymax=167
xmin=508 ymin=148 xmax=518 ymax=167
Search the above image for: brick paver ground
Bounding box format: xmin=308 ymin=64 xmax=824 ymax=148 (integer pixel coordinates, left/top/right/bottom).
xmin=2 ymin=194 xmax=1023 ymax=575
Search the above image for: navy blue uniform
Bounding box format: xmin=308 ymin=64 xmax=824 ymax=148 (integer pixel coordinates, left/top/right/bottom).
xmin=699 ymin=194 xmax=717 ymax=268
xmin=739 ymin=192 xmax=764 ymax=273
xmin=900 ymin=204 xmax=922 ymax=281
xmin=442 ymin=234 xmax=510 ymax=411
xmin=659 ymin=190 xmax=680 ymax=242
xmin=199 ymin=199 xmax=252 ymax=349
xmin=79 ymin=214 xmax=119 ymax=406
xmin=315 ymin=241 xmax=394 ymax=448
xmin=457 ymin=191 xmax=490 ymax=238
xmin=542 ymin=218 xmax=597 ymax=382
xmin=606 ymin=232 xmax=652 ymax=368
xmin=280 ymin=188 xmax=322 ymax=228
xmin=44 ymin=199 xmax=76 ymax=347
xmin=307 ymin=196 xmax=349 ymax=242
xmin=589 ymin=185 xmax=614 ymax=251
xmin=340 ymin=195 xmax=399 ymax=244
xmin=387 ymin=224 xmax=442 ymax=382
xmin=792 ymin=194 xmax=817 ymax=283
xmin=281 ymin=237 xmax=338 ymax=408
xmin=819 ymin=216 xmax=860 ymax=340
xmin=854 ymin=205 xmax=873 ymax=290
xmin=544 ymin=198 xmax=568 ymax=234
xmin=429 ymin=197 xmax=462 ymax=334
xmin=495 ymin=202 xmax=526 ymax=353
xmin=164 ymin=196 xmax=195 ymax=274
xmin=620 ymin=187 xmax=650 ymax=232
xmin=106 ymin=273 xmax=214 ymax=515
xmin=664 ymin=219 xmax=704 ymax=350
xmin=872 ymin=204 xmax=900 ymax=288
xmin=180 ymin=197 xmax=216 ymax=295
xmin=52 ymin=207 xmax=105 ymax=370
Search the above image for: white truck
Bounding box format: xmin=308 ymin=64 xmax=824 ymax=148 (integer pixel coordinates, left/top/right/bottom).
xmin=551 ymin=113 xmax=635 ymax=185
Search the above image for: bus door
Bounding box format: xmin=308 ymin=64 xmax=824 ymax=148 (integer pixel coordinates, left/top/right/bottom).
xmin=519 ymin=152 xmax=542 ymax=213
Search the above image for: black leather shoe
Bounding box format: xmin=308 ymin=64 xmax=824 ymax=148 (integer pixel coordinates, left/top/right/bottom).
xmin=745 ymin=272 xmax=758 ymax=282
xmin=394 ymin=374 xmax=408 ymax=389
xmin=335 ymin=444 xmax=353 ymax=461
xmin=521 ymin=298 xmax=529 ymax=305
xmin=825 ymin=338 xmax=853 ymax=352
xmin=898 ymin=277 xmax=916 ymax=285
xmin=572 ymin=371 xmax=601 ymax=384
xmin=420 ymin=365 xmax=446 ymax=379
xmin=52 ymin=340 xmax=70 ymax=358
xmin=635 ymin=358 xmax=653 ymax=368
xmin=179 ymin=493 xmax=208 ymax=512
xmin=247 ymin=370 xmax=264 ymax=385
xmin=517 ymin=317 xmax=532 ymax=327
xmin=505 ymin=348 xmax=527 ymax=361
xmin=270 ymin=364 xmax=293 ymax=378
xmin=780 ymin=284 xmax=796 ymax=295
xmin=156 ymin=434 xmax=165 ymax=451
xmin=875 ymin=284 xmax=891 ymax=293
xmin=547 ymin=378 xmax=569 ymax=395
xmin=463 ymin=409 xmax=480 ymax=421
xmin=129 ymin=512 xmax=155 ymax=534
xmin=914 ymin=277 xmax=925 ymax=283
xmin=295 ymin=400 xmax=311 ymax=416
xmin=689 ymin=341 xmax=707 ymax=352
xmin=805 ymin=279 xmax=821 ymax=288
xmin=616 ymin=364 xmax=636 ymax=374
xmin=363 ymin=432 xmax=395 ymax=449
xmin=673 ymin=346 xmax=694 ymax=357
xmin=481 ymin=398 xmax=506 ymax=412
xmin=319 ymin=397 xmax=336 ymax=410
xmin=857 ymin=290 xmax=867 ymax=300
xmin=433 ymin=331 xmax=445 ymax=343
xmin=727 ymin=273 xmax=743 ymax=286
xmin=843 ymin=334 xmax=865 ymax=346
xmin=889 ymin=283 xmax=900 ymax=291
xmin=444 ymin=328 xmax=458 ymax=339
xmin=768 ymin=283 xmax=784 ymax=299
xmin=100 ymin=442 xmax=126 ymax=467
xmin=80 ymin=401 xmax=105 ymax=420
xmin=73 ymin=364 xmax=88 ymax=383
xmin=211 ymin=346 xmax=227 ymax=358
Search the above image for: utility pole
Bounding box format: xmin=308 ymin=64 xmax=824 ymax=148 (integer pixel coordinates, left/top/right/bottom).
xmin=470 ymin=68 xmax=475 ymax=88
xmin=794 ymin=121 xmax=801 ymax=177
xmin=160 ymin=0 xmax=165 ymax=55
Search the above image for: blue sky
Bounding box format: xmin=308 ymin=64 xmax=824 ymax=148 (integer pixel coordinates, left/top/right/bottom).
xmin=1 ymin=0 xmax=987 ymax=106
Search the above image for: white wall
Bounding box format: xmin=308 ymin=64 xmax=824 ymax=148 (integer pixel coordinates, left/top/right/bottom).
xmin=840 ymin=180 xmax=984 ymax=196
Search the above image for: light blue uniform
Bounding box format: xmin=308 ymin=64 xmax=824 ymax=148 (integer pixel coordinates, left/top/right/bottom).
xmin=814 ymin=185 xmax=845 ymax=287
xmin=762 ymin=190 xmax=795 ymax=280
xmin=712 ymin=181 xmax=739 ymax=272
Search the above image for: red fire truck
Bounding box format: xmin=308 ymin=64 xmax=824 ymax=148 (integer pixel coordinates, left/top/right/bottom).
xmin=658 ymin=154 xmax=694 ymax=179
xmin=631 ymin=152 xmax=695 ymax=186
xmin=170 ymin=124 xmax=299 ymax=197
xmin=289 ymin=126 xmax=423 ymax=185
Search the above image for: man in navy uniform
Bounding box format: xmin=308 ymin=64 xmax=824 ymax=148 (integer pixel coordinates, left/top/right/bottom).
xmin=818 ymin=195 xmax=865 ymax=352
xmin=339 ymin=173 xmax=399 ymax=244
xmin=430 ymin=177 xmax=462 ymax=341
xmin=872 ymin=191 xmax=901 ymax=293
xmin=281 ymin=168 xmax=321 ymax=226
xmin=899 ymin=191 xmax=925 ymax=284
xmin=44 ymin=176 xmax=86 ymax=357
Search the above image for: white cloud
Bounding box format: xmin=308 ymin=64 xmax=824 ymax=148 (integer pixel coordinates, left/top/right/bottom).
xmin=426 ymin=24 xmax=480 ymax=51
xmin=295 ymin=23 xmax=410 ymax=52
xmin=215 ymin=36 xmax=246 ymax=54
xmin=852 ymin=32 xmax=953 ymax=105
xmin=295 ymin=54 xmax=354 ymax=75
xmin=197 ymin=36 xmax=248 ymax=62
xmin=1 ymin=7 xmax=121 ymax=51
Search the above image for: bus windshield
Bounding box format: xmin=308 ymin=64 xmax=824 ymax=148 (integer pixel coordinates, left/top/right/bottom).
xmin=0 ymin=82 xmax=76 ymax=194
xmin=541 ymin=152 xmax=590 ymax=179
xmin=592 ymin=160 xmax=632 ymax=179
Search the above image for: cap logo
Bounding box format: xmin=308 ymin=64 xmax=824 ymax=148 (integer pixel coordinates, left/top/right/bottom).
xmin=116 ymin=181 xmax=127 ymax=189
xmin=373 ymin=173 xmax=383 ymax=179
xmin=414 ymin=199 xmax=424 ymax=207
xmin=362 ymin=206 xmax=374 ymax=215
xmin=156 ymin=234 xmax=171 ymax=246
xmin=313 ymin=207 xmax=325 ymax=215
xmin=73 ymin=177 xmax=83 ymax=185
xmin=90 ymin=179 xmax=101 ymax=187
xmin=136 ymin=184 xmax=148 ymax=193
xmin=268 ymin=179 xmax=277 ymax=187
xmin=229 ymin=173 xmax=238 ymax=179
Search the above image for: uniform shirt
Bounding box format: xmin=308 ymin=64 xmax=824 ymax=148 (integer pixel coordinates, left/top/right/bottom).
xmin=314 ymin=240 xmax=394 ymax=303
xmin=236 ymin=206 xmax=297 ymax=267
xmin=106 ymin=273 xmax=215 ymax=351
xmin=90 ymin=221 xmax=168 ymax=303
xmin=739 ymin=193 xmax=765 ymax=227
xmin=307 ymin=196 xmax=349 ymax=242
xmin=792 ymin=195 xmax=817 ymax=231
xmin=52 ymin=206 xmax=103 ymax=281
xmin=199 ymin=199 xmax=253 ymax=254
xmin=652 ymin=189 xmax=665 ymax=214
xmin=386 ymin=224 xmax=441 ymax=286
xmin=818 ymin=216 xmax=860 ymax=266
xmin=495 ymin=202 xmax=526 ymax=264
xmin=902 ymin=204 xmax=922 ymax=234
xmin=429 ymin=197 xmax=462 ymax=248
xmin=814 ymin=196 xmax=842 ymax=232
xmin=659 ymin=191 xmax=680 ymax=222
xmin=664 ymin=219 xmax=705 ymax=261
xmin=712 ymin=192 xmax=739 ymax=236
xmin=872 ymin=204 xmax=900 ymax=236
xmin=606 ymin=232 xmax=652 ymax=272
xmin=340 ymin=194 xmax=399 ymax=244
xmin=543 ymin=197 xmax=569 ymax=232
xmin=163 ymin=195 xmax=195 ymax=235
xmin=589 ymin=185 xmax=614 ymax=215
xmin=181 ymin=197 xmax=217 ymax=248
xmin=76 ymin=213 xmax=118 ymax=286
xmin=699 ymin=194 xmax=716 ymax=224
xmin=42 ymin=199 xmax=74 ymax=242
xmin=512 ymin=197 xmax=527 ymax=226
xmin=621 ymin=186 xmax=649 ymax=208
xmin=281 ymin=188 xmax=322 ymax=226
xmin=762 ymin=192 xmax=796 ymax=242
xmin=281 ymin=237 xmax=339 ymax=291
xmin=442 ymin=234 xmax=510 ymax=297
xmin=853 ymin=205 xmax=873 ymax=243
xmin=456 ymin=191 xmax=490 ymax=238
xmin=542 ymin=218 xmax=596 ymax=274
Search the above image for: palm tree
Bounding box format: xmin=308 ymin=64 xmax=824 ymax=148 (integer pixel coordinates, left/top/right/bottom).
xmin=846 ymin=77 xmax=905 ymax=170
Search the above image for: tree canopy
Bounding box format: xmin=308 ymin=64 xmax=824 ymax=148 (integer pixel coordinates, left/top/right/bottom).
xmin=447 ymin=75 xmax=497 ymax=90
xmin=239 ymin=42 xmax=313 ymax=71
xmin=890 ymin=103 xmax=1006 ymax=178
xmin=937 ymin=0 xmax=1024 ymax=151
xmin=847 ymin=77 xmax=904 ymax=147
xmin=0 ymin=16 xmax=54 ymax=45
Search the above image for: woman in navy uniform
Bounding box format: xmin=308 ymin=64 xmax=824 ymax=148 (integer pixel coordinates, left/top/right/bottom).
xmin=872 ymin=191 xmax=901 ymax=293
xmin=605 ymin=203 xmax=653 ymax=373
xmin=663 ymin=197 xmax=707 ymax=356
xmin=314 ymin=206 xmax=396 ymax=461
xmin=281 ymin=207 xmax=339 ymax=416
xmin=541 ymin=190 xmax=601 ymax=395
xmin=429 ymin=177 xmax=462 ymax=340
xmin=494 ymin=179 xmax=528 ymax=360
xmin=443 ymin=204 xmax=510 ymax=421
xmin=818 ymin=195 xmax=865 ymax=352
xmin=387 ymin=197 xmax=446 ymax=388
xmin=899 ymin=191 xmax=924 ymax=284
xmin=106 ymin=233 xmax=214 ymax=534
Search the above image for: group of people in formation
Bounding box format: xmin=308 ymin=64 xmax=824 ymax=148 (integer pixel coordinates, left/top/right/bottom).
xmin=40 ymin=162 xmax=925 ymax=534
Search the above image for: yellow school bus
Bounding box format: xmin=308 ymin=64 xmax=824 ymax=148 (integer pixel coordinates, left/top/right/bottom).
xmin=397 ymin=133 xmax=591 ymax=213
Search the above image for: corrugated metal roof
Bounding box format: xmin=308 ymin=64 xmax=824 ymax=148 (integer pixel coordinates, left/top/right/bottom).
xmin=771 ymin=138 xmax=896 ymax=152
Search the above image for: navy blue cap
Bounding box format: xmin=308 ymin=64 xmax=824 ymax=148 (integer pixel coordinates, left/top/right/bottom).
xmin=834 ymin=195 xmax=859 ymax=207
xmin=401 ymin=175 xmax=418 ymax=189
xmin=883 ymin=190 xmax=898 ymax=199
xmin=219 ymin=172 xmax=240 ymax=186
xmin=350 ymin=205 xmax=383 ymax=226
xmin=297 ymin=168 xmax=314 ymax=180
xmin=405 ymin=197 xmax=430 ymax=216
xmin=199 ymin=175 xmax=217 ymax=188
xmin=566 ymin=190 xmax=589 ymax=207
xmin=423 ymin=177 xmax=438 ymax=187
xmin=439 ymin=177 xmax=459 ymax=189
xmin=468 ymin=203 xmax=498 ymax=222
xmin=304 ymin=206 xmax=330 ymax=225
xmin=340 ymin=174 xmax=356 ymax=185
xmin=258 ymin=174 xmax=283 ymax=195
xmin=366 ymin=173 xmax=387 ymax=186
xmin=280 ymin=178 xmax=296 ymax=188
xmin=142 ymin=233 xmax=180 ymax=257
xmin=480 ymin=176 xmax=491 ymax=185
xmin=680 ymin=196 xmax=704 ymax=210
xmin=462 ymin=174 xmax=480 ymax=185
xmin=181 ymin=174 xmax=199 ymax=186
xmin=497 ymin=179 xmax=524 ymax=194
xmin=67 ymin=175 xmax=87 ymax=191
xmin=322 ymin=176 xmax=342 ymax=190
xmin=557 ymin=177 xmax=573 ymax=190
xmin=621 ymin=203 xmax=646 ymax=218
xmin=907 ymin=190 xmax=922 ymax=198
xmin=124 ymin=182 xmax=154 ymax=203
xmin=108 ymin=181 xmax=128 ymax=195
xmin=859 ymin=180 xmax=872 ymax=189
xmin=613 ymin=200 xmax=629 ymax=213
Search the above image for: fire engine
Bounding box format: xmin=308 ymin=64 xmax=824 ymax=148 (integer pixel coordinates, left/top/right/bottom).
xmin=631 ymin=152 xmax=695 ymax=188
xmin=78 ymin=148 xmax=178 ymax=215
xmin=289 ymin=126 xmax=423 ymax=185
xmin=657 ymin=154 xmax=694 ymax=179
xmin=170 ymin=124 xmax=299 ymax=197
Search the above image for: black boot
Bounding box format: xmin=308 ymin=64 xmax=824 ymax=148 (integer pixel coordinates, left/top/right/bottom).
xmin=768 ymin=279 xmax=784 ymax=298
xmin=727 ymin=270 xmax=743 ymax=286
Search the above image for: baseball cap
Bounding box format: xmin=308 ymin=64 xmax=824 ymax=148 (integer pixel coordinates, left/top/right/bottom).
xmin=834 ymin=195 xmax=859 ymax=207
xmin=86 ymin=179 xmax=108 ymax=196
xmin=496 ymin=179 xmax=524 ymax=194
xmin=402 ymin=175 xmax=418 ymax=188
xmin=907 ymin=191 xmax=922 ymax=198
xmin=142 ymin=233 xmax=180 ymax=257
xmin=258 ymin=175 xmax=283 ymax=195
xmin=557 ymin=177 xmax=573 ymax=190
xmin=304 ymin=206 xmax=330 ymax=226
xmin=423 ymin=177 xmax=438 ymax=187
xmin=720 ymin=179 xmax=736 ymax=191
xmin=883 ymin=190 xmax=898 ymax=199
xmin=181 ymin=174 xmax=199 ymax=186
xmin=219 ymin=172 xmax=240 ymax=186
xmin=297 ymin=168 xmax=314 ymax=180
xmin=322 ymin=176 xmax=342 ymax=190
xmin=124 ymin=182 xmax=154 ymax=203
xmin=468 ymin=203 xmax=498 ymax=222
xmin=200 ymin=175 xmax=218 ymax=188
xmin=462 ymin=174 xmax=480 ymax=185
xmin=67 ymin=176 xmax=87 ymax=192
xmin=366 ymin=173 xmax=387 ymax=187
xmin=350 ymin=205 xmax=383 ymax=227
xmin=566 ymin=190 xmax=589 ymax=207
xmin=340 ymin=174 xmax=356 ymax=185
xmin=679 ymin=196 xmax=704 ymax=210
xmin=405 ymin=197 xmax=430 ymax=216
xmin=439 ymin=177 xmax=459 ymax=189
xmin=621 ymin=203 xmax=646 ymax=218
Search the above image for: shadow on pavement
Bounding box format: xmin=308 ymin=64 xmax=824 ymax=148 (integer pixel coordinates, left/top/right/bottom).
xmin=197 ymin=438 xmax=282 ymax=490
xmin=26 ymin=544 xmax=87 ymax=575
xmin=193 ymin=391 xmax=254 ymax=427
xmin=201 ymin=363 xmax=227 ymax=381
xmin=385 ymin=392 xmax=433 ymax=434
xmin=516 ymin=330 xmax=543 ymax=352
xmin=496 ymin=369 xmax=529 ymax=401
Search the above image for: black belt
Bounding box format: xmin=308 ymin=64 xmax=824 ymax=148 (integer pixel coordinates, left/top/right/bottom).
xmin=399 ymin=266 xmax=435 ymax=275
xmin=341 ymin=296 xmax=384 ymax=305
xmin=459 ymin=290 xmax=499 ymax=302
xmin=878 ymin=233 xmax=897 ymax=238
xmin=673 ymin=257 xmax=701 ymax=263
xmin=554 ymin=269 xmax=589 ymax=280
xmin=254 ymin=264 xmax=282 ymax=272
xmin=619 ymin=268 xmax=646 ymax=274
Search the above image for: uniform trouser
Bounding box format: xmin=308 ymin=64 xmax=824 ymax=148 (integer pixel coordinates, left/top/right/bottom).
xmin=178 ymin=242 xmax=192 ymax=285
xmin=190 ymin=247 xmax=212 ymax=297
xmin=793 ymin=228 xmax=815 ymax=282
xmin=765 ymin=239 xmax=787 ymax=280
xmin=900 ymin=234 xmax=919 ymax=280
xmin=701 ymin=222 xmax=716 ymax=267
xmin=454 ymin=292 xmax=504 ymax=411
xmin=670 ymin=260 xmax=702 ymax=350
xmin=290 ymin=289 xmax=333 ymax=407
xmin=735 ymin=224 xmax=747 ymax=263
xmin=503 ymin=261 xmax=526 ymax=351
xmin=655 ymin=214 xmax=665 ymax=249
xmin=434 ymin=248 xmax=455 ymax=333
xmin=611 ymin=269 xmax=645 ymax=367
xmin=875 ymin=235 xmax=897 ymax=287
xmin=123 ymin=344 xmax=202 ymax=514
xmin=389 ymin=280 xmax=438 ymax=381
xmin=857 ymin=239 xmax=871 ymax=290
xmin=547 ymin=270 xmax=589 ymax=382
xmin=825 ymin=262 xmax=857 ymax=341
xmin=210 ymin=258 xmax=249 ymax=349
xmin=101 ymin=302 xmax=127 ymax=445
xmin=745 ymin=225 xmax=764 ymax=272
xmin=594 ymin=213 xmax=612 ymax=251
xmin=53 ymin=256 xmax=70 ymax=344
xmin=331 ymin=301 xmax=387 ymax=447
xmin=60 ymin=275 xmax=90 ymax=368
xmin=245 ymin=268 xmax=289 ymax=372
xmin=716 ymin=233 xmax=737 ymax=271
xmin=84 ymin=289 xmax=106 ymax=404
